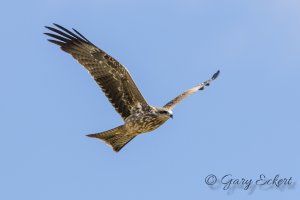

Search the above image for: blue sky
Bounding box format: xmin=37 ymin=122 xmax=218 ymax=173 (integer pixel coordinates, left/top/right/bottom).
xmin=1 ymin=0 xmax=299 ymax=199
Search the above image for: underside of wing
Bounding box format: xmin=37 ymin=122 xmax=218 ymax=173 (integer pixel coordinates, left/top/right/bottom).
xmin=163 ymin=70 xmax=220 ymax=110
xmin=44 ymin=23 xmax=149 ymax=120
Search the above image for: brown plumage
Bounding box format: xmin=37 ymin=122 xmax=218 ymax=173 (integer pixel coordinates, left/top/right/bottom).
xmin=45 ymin=24 xmax=220 ymax=152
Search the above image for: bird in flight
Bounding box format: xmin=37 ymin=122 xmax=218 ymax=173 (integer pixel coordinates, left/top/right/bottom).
xmin=44 ymin=23 xmax=220 ymax=152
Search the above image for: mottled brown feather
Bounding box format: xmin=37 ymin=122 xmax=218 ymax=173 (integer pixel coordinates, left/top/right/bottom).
xmin=45 ymin=24 xmax=149 ymax=120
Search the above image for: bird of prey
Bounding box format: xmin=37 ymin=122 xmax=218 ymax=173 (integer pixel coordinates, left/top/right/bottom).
xmin=44 ymin=23 xmax=220 ymax=152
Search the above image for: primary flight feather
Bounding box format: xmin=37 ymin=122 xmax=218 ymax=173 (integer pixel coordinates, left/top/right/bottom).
xmin=45 ymin=23 xmax=220 ymax=152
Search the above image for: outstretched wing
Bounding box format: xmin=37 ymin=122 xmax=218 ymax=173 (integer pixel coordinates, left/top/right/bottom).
xmin=44 ymin=24 xmax=149 ymax=120
xmin=163 ymin=70 xmax=220 ymax=110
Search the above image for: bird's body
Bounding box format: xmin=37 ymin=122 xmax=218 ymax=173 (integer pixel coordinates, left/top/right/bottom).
xmin=124 ymin=106 xmax=171 ymax=133
xmin=45 ymin=24 xmax=219 ymax=152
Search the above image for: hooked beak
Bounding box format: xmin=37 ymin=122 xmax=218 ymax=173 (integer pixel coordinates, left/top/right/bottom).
xmin=170 ymin=114 xmax=173 ymax=119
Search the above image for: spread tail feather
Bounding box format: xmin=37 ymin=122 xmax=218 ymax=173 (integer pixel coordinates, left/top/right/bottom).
xmin=86 ymin=125 xmax=135 ymax=152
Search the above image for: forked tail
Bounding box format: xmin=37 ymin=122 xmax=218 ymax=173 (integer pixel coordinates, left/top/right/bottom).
xmin=86 ymin=125 xmax=136 ymax=152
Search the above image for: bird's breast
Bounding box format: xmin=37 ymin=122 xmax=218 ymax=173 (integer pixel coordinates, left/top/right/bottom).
xmin=125 ymin=113 xmax=168 ymax=134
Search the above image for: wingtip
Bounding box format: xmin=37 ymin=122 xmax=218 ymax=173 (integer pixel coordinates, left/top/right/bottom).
xmin=52 ymin=23 xmax=66 ymax=30
xmin=86 ymin=134 xmax=95 ymax=138
xmin=212 ymin=70 xmax=220 ymax=80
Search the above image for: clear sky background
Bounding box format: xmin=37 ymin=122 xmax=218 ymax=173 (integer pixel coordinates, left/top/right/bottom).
xmin=0 ymin=0 xmax=299 ymax=199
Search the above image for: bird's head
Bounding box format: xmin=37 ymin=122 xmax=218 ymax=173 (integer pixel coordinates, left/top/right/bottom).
xmin=155 ymin=107 xmax=173 ymax=119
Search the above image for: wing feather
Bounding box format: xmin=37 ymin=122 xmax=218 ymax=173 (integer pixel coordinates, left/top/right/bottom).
xmin=45 ymin=24 xmax=149 ymax=120
xmin=163 ymin=71 xmax=220 ymax=110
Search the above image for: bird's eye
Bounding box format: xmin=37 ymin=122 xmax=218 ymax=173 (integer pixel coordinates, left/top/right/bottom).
xmin=160 ymin=110 xmax=168 ymax=114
